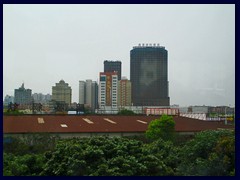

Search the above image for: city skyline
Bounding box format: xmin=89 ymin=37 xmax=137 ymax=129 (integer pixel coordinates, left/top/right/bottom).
xmin=3 ymin=4 xmax=235 ymax=106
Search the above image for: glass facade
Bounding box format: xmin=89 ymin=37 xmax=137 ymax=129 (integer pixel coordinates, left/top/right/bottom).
xmin=104 ymin=60 xmax=122 ymax=80
xmin=130 ymin=45 xmax=170 ymax=106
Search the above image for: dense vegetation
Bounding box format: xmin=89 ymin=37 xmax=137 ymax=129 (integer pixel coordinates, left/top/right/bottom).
xmin=3 ymin=129 xmax=234 ymax=176
xmin=3 ymin=115 xmax=235 ymax=176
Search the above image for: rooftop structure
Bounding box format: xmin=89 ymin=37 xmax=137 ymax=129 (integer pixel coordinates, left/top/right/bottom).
xmin=104 ymin=60 xmax=122 ymax=80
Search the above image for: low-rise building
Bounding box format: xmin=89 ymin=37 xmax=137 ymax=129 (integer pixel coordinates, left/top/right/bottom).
xmin=3 ymin=115 xmax=234 ymax=138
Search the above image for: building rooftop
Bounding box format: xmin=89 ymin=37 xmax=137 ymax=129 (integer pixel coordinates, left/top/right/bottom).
xmin=133 ymin=43 xmax=165 ymax=49
xmin=104 ymin=60 xmax=121 ymax=63
xmin=3 ymin=115 xmax=233 ymax=134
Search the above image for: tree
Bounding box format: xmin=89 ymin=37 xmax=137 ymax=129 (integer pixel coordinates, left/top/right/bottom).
xmin=177 ymin=129 xmax=235 ymax=176
xmin=145 ymin=114 xmax=175 ymax=141
xmin=4 ymin=133 xmax=59 ymax=155
xmin=141 ymin=138 xmax=180 ymax=175
xmin=3 ymin=153 xmax=45 ymax=176
xmin=117 ymin=109 xmax=135 ymax=115
xmin=40 ymin=136 xmax=170 ymax=176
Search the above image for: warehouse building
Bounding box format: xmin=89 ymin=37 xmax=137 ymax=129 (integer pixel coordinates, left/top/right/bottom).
xmin=4 ymin=115 xmax=234 ymax=139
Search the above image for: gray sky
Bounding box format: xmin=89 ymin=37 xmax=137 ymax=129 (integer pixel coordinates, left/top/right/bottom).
xmin=3 ymin=4 xmax=235 ymax=107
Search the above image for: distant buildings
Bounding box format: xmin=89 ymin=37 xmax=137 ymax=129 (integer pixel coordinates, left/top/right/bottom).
xmin=104 ymin=60 xmax=122 ymax=80
xmin=4 ymin=95 xmax=14 ymax=105
xmin=32 ymin=93 xmax=51 ymax=104
xmin=118 ymin=78 xmax=132 ymax=106
xmin=79 ymin=80 xmax=98 ymax=112
xmin=209 ymin=106 xmax=234 ymax=115
xmin=187 ymin=105 xmax=234 ymax=115
xmin=130 ymin=44 xmax=170 ymax=106
xmin=99 ymin=72 xmax=118 ymax=109
xmin=14 ymin=83 xmax=32 ymax=105
xmin=52 ymin=80 xmax=72 ymax=105
xmin=188 ymin=105 xmax=209 ymax=114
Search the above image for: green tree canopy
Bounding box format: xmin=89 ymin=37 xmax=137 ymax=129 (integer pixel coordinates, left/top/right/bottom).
xmin=40 ymin=136 xmax=171 ymax=176
xmin=117 ymin=109 xmax=135 ymax=115
xmin=145 ymin=114 xmax=175 ymax=141
xmin=177 ymin=129 xmax=235 ymax=176
xmin=3 ymin=129 xmax=234 ymax=176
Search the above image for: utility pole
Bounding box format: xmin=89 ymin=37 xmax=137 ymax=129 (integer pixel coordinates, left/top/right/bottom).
xmin=224 ymin=106 xmax=227 ymax=125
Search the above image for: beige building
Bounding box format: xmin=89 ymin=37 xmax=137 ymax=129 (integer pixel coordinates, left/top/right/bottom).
xmin=118 ymin=78 xmax=132 ymax=106
xmin=52 ymin=80 xmax=72 ymax=105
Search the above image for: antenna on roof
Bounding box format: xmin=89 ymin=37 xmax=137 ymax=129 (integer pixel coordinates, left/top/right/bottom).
xmin=21 ymin=81 xmax=24 ymax=88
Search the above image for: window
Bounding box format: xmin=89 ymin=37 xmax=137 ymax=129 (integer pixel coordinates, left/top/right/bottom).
xmin=100 ymin=76 xmax=106 ymax=81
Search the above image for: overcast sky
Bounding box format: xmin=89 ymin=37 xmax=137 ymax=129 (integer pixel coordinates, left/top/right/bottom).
xmin=3 ymin=4 xmax=235 ymax=107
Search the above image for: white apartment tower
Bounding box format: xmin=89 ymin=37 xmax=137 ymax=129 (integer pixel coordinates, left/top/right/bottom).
xmin=99 ymin=72 xmax=118 ymax=109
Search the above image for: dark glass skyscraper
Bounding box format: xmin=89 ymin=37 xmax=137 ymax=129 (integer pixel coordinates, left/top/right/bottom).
xmin=130 ymin=44 xmax=170 ymax=106
xmin=104 ymin=60 xmax=122 ymax=80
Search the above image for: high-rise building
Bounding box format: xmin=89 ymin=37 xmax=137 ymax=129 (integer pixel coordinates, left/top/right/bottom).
xmin=99 ymin=72 xmax=118 ymax=108
xmin=104 ymin=60 xmax=122 ymax=80
xmin=85 ymin=80 xmax=93 ymax=107
xmin=79 ymin=81 xmax=85 ymax=105
xmin=130 ymin=44 xmax=170 ymax=106
xmin=78 ymin=80 xmax=98 ymax=112
xmin=91 ymin=81 xmax=98 ymax=111
xmin=52 ymin=80 xmax=72 ymax=105
xmin=14 ymin=83 xmax=32 ymax=105
xmin=118 ymin=78 xmax=132 ymax=106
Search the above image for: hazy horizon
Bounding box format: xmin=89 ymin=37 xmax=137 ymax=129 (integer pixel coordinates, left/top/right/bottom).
xmin=3 ymin=4 xmax=235 ymax=107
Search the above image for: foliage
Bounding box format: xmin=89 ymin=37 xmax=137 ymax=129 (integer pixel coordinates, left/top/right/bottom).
xmin=40 ymin=136 xmax=171 ymax=176
xmin=3 ymin=130 xmax=235 ymax=176
xmin=4 ymin=137 xmax=30 ymax=156
xmin=3 ymin=153 xmax=45 ymax=176
xmin=4 ymin=133 xmax=59 ymax=155
xmin=145 ymin=114 xmax=175 ymax=141
xmin=117 ymin=109 xmax=135 ymax=115
xmin=173 ymin=133 xmax=194 ymax=146
xmin=142 ymin=138 xmax=181 ymax=175
xmin=177 ymin=129 xmax=235 ymax=176
xmin=3 ymin=110 xmax=24 ymax=115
